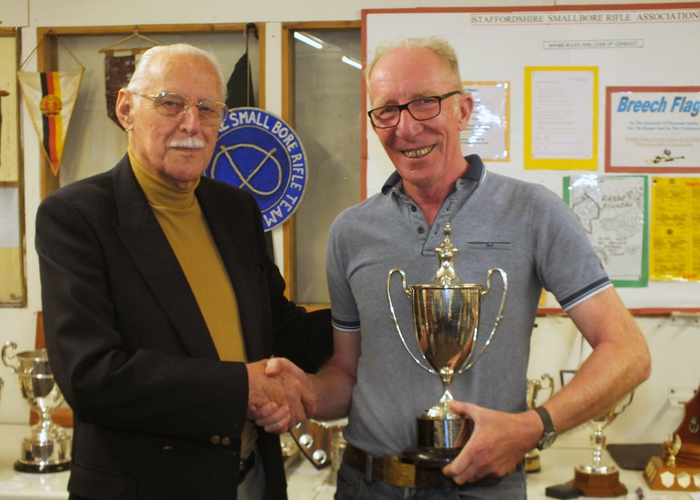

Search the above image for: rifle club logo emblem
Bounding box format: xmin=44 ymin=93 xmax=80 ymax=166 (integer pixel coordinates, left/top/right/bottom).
xmin=206 ymin=107 xmax=308 ymax=231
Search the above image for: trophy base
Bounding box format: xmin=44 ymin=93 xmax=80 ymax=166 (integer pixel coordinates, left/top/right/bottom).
xmin=567 ymin=468 xmax=627 ymax=497
xmin=399 ymin=446 xmax=461 ymax=468
xmin=416 ymin=414 xmax=473 ymax=449
xmin=15 ymin=426 xmax=72 ymax=474
xmin=643 ymin=456 xmax=700 ymax=491
xmin=14 ymin=460 xmax=71 ymax=473
xmin=525 ymin=450 xmax=541 ymax=473
xmin=399 ymin=414 xmax=473 ymax=467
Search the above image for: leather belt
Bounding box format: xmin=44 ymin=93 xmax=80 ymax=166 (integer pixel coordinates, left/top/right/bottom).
xmin=343 ymin=443 xmax=505 ymax=489
xmin=238 ymin=450 xmax=256 ymax=485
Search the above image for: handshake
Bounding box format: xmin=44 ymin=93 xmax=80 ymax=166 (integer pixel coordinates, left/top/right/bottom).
xmin=246 ymin=358 xmax=315 ymax=433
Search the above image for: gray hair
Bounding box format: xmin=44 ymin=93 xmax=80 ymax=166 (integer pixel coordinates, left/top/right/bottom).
xmin=126 ymin=43 xmax=227 ymax=102
xmin=365 ymin=37 xmax=462 ymax=98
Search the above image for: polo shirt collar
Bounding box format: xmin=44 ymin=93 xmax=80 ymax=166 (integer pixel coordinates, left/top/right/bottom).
xmin=381 ymin=154 xmax=485 ymax=195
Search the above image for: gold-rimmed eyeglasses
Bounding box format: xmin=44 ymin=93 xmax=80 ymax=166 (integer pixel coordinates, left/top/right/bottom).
xmin=368 ymin=90 xmax=462 ymax=129
xmin=135 ymin=92 xmax=229 ymax=125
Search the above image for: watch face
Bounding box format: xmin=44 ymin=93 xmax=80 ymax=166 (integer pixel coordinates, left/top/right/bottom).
xmin=539 ymin=433 xmax=556 ymax=450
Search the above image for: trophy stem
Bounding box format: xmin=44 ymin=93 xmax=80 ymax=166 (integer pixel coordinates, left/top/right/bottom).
xmin=437 ymin=380 xmax=455 ymax=411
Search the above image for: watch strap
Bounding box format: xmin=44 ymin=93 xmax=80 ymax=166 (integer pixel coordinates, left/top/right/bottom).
xmin=534 ymin=405 xmax=557 ymax=450
xmin=534 ymin=405 xmax=555 ymax=432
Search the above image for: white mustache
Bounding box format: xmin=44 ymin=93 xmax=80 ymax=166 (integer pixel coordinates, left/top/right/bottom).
xmin=169 ymin=137 xmax=205 ymax=149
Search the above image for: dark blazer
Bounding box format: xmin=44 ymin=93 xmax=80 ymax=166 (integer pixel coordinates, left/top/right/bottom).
xmin=35 ymin=155 xmax=332 ymax=500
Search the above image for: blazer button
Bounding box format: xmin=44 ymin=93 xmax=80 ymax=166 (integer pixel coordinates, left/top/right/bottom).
xmin=211 ymin=435 xmax=221 ymax=445
xmin=222 ymin=437 xmax=231 ymax=446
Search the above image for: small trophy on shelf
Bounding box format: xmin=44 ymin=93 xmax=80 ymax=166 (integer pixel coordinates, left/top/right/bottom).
xmin=2 ymin=341 xmax=71 ymax=473
xmin=567 ymin=393 xmax=634 ymax=497
xmin=525 ymin=374 xmax=554 ymax=473
xmin=644 ymin=381 xmax=700 ymax=491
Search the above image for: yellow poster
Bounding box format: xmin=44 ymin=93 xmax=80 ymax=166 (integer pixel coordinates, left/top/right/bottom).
xmin=650 ymin=177 xmax=700 ymax=281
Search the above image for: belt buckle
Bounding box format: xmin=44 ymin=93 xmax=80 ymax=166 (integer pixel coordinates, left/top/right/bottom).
xmin=382 ymin=457 xmax=416 ymax=488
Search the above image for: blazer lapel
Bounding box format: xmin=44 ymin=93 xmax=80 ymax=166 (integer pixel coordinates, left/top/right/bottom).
xmin=110 ymin=156 xmax=220 ymax=360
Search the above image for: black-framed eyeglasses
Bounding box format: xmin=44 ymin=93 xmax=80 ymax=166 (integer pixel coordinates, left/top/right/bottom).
xmin=367 ymin=90 xmax=462 ymax=129
xmin=136 ymin=92 xmax=229 ymax=125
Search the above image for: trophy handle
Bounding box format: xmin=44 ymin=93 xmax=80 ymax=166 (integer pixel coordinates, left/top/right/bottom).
xmin=1 ymin=341 xmax=18 ymax=373
xmin=387 ymin=268 xmax=434 ymax=375
xmin=459 ymin=268 xmax=508 ymax=374
xmin=541 ymin=373 xmax=555 ymax=400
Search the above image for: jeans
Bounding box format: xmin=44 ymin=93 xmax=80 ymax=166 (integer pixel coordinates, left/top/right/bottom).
xmin=334 ymin=461 xmax=527 ymax=500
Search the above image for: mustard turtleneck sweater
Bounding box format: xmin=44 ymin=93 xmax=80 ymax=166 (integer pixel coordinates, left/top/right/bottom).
xmin=129 ymin=150 xmax=256 ymax=453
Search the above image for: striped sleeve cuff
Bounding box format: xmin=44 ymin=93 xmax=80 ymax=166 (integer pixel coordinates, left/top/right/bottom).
xmin=559 ymin=278 xmax=613 ymax=311
xmin=331 ymin=316 xmax=361 ymax=332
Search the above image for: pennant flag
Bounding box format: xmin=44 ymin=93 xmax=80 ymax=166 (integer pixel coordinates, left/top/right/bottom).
xmin=18 ymin=68 xmax=84 ymax=175
xmin=104 ymin=54 xmax=135 ymax=130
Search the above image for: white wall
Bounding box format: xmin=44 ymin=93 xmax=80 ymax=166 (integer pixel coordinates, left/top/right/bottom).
xmin=0 ymin=0 xmax=696 ymax=455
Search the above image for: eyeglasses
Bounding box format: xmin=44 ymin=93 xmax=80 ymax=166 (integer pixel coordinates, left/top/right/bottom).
xmin=136 ymin=92 xmax=229 ymax=125
xmin=367 ymin=90 xmax=462 ymax=129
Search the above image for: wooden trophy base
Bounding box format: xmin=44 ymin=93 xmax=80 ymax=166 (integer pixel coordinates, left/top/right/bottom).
xmin=567 ymin=468 xmax=627 ymax=497
xmin=644 ymin=456 xmax=700 ymax=491
xmin=525 ymin=451 xmax=541 ymax=473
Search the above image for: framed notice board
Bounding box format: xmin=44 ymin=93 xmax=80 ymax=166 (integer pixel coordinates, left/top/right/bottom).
xmin=363 ymin=3 xmax=700 ymax=312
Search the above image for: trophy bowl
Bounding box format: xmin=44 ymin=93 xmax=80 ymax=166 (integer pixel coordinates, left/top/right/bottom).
xmin=387 ymin=224 xmax=507 ymax=467
xmin=2 ymin=341 xmax=71 ymax=473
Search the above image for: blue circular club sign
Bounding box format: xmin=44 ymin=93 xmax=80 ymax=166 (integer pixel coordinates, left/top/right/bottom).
xmin=205 ymin=107 xmax=308 ymax=231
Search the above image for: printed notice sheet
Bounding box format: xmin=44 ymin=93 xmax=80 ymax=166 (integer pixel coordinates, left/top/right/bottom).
xmin=650 ymin=177 xmax=700 ymax=281
xmin=525 ymin=67 xmax=598 ymax=170
xmin=564 ymin=175 xmax=648 ymax=286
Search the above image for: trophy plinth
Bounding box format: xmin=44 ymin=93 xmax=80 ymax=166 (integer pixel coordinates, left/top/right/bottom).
xmin=2 ymin=342 xmax=71 ymax=473
xmin=644 ymin=434 xmax=700 ymax=491
xmin=569 ymin=467 xmax=627 ymax=497
xmin=567 ymin=396 xmax=633 ymax=497
xmin=644 ymin=381 xmax=700 ymax=491
xmin=387 ymin=224 xmax=507 ymax=468
xmin=525 ymin=374 xmax=554 ymax=473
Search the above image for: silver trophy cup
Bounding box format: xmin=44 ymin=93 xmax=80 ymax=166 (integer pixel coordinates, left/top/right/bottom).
xmin=2 ymin=341 xmax=71 ymax=473
xmin=568 ymin=392 xmax=634 ymax=496
xmin=387 ymin=224 xmax=507 ymax=467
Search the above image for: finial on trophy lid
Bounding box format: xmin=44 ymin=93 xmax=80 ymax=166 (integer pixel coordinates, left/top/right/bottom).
xmin=434 ymin=223 xmax=461 ymax=285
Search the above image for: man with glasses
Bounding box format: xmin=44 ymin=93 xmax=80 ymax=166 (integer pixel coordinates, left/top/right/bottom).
xmin=262 ymin=37 xmax=650 ymax=499
xmin=35 ymin=44 xmax=331 ymax=500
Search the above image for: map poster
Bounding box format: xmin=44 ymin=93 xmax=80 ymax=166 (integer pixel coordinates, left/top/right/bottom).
xmin=650 ymin=177 xmax=700 ymax=282
xmin=564 ymin=175 xmax=648 ymax=287
xmin=606 ymin=86 xmax=700 ymax=173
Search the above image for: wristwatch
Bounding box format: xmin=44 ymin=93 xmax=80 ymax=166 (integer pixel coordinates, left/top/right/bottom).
xmin=534 ymin=406 xmax=557 ymax=450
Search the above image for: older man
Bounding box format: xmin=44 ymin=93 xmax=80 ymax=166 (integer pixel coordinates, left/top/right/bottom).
xmin=36 ymin=44 xmax=330 ymax=500
xmin=263 ymin=37 xmax=651 ymax=499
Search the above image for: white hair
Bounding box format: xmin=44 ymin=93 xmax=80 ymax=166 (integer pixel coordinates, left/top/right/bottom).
xmin=126 ymin=43 xmax=226 ymax=102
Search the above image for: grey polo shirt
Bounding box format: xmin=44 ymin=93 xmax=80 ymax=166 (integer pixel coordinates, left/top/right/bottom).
xmin=326 ymin=154 xmax=610 ymax=457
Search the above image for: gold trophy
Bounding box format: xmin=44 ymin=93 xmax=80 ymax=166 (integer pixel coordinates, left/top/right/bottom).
xmin=568 ymin=393 xmax=633 ymax=497
xmin=644 ymin=380 xmax=700 ymax=491
xmin=525 ymin=374 xmax=554 ymax=472
xmin=387 ymin=224 xmax=507 ymax=467
xmin=2 ymin=341 xmax=71 ymax=473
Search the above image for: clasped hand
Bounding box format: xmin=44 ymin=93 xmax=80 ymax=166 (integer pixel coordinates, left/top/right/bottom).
xmin=246 ymin=358 xmax=316 ymax=433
